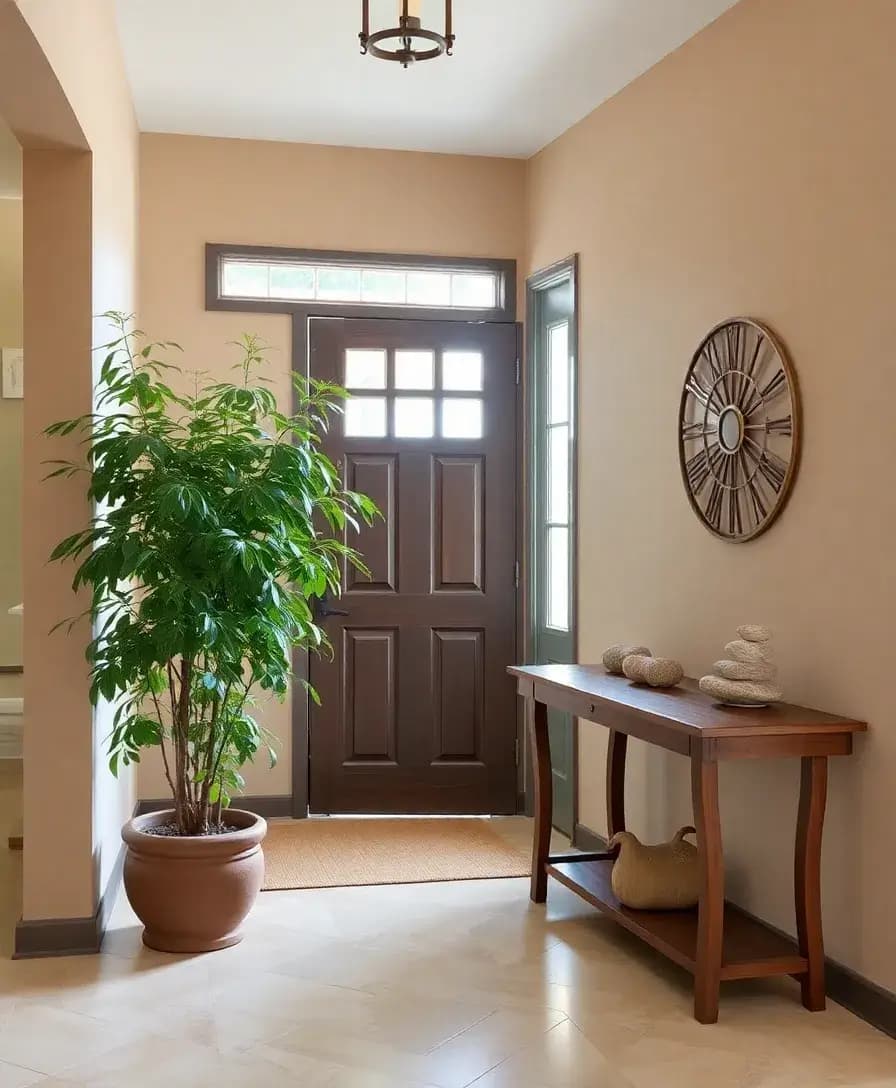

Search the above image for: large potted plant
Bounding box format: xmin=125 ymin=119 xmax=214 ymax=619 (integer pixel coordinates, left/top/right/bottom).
xmin=46 ymin=313 xmax=375 ymax=952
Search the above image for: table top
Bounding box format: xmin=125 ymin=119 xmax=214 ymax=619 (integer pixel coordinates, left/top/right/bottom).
xmin=508 ymin=664 xmax=867 ymax=739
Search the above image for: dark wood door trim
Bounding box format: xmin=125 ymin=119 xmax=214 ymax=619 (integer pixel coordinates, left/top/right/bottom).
xmin=522 ymin=255 xmax=580 ymax=832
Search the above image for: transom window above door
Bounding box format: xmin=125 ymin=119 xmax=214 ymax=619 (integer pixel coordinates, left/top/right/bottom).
xmin=207 ymin=246 xmax=515 ymax=323
xmin=343 ymin=347 xmax=484 ymax=439
xmin=220 ymin=257 xmax=498 ymax=310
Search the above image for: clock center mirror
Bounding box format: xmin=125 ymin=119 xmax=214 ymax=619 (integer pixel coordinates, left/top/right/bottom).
xmin=717 ymin=404 xmax=744 ymax=454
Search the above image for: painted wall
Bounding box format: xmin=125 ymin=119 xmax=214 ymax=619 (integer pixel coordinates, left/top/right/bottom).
xmin=526 ymin=0 xmax=896 ymax=991
xmin=137 ymin=132 xmax=526 ymax=800
xmin=3 ymin=0 xmax=138 ymax=921
xmin=0 ymin=189 xmax=22 ymax=668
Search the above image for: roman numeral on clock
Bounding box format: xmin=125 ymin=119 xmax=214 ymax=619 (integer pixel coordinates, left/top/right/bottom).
xmin=747 ymin=477 xmax=768 ymax=522
xmin=759 ymin=368 xmax=787 ymax=402
xmin=681 ymin=419 xmax=716 ymax=442
xmin=684 ymin=445 xmax=723 ymax=495
xmin=757 ymin=450 xmax=788 ymax=493
xmin=765 ymin=414 xmax=792 ymax=435
xmin=704 ymin=479 xmax=725 ymax=528
xmin=728 ymin=485 xmax=742 ymax=537
xmin=685 ymin=373 xmax=714 ymax=409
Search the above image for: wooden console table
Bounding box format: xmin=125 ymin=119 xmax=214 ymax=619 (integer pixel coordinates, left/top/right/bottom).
xmin=508 ymin=664 xmax=866 ymax=1024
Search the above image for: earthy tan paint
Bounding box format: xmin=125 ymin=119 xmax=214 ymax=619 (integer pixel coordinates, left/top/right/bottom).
xmin=138 ymin=132 xmax=526 ymax=799
xmin=0 ymin=195 xmax=22 ymax=666
xmin=526 ymin=0 xmax=896 ymax=991
xmin=1 ymin=0 xmax=138 ymax=921
xmin=21 ymin=148 xmax=95 ymax=919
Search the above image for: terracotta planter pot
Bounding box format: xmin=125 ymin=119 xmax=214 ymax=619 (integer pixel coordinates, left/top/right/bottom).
xmin=122 ymin=808 xmax=267 ymax=953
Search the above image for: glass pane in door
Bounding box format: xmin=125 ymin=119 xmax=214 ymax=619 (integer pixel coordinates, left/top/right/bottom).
xmin=548 ymin=426 xmax=570 ymax=525
xmin=548 ymin=323 xmax=569 ymax=424
xmin=546 ymin=527 xmax=569 ymax=631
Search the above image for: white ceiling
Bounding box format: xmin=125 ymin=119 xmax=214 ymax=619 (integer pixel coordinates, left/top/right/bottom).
xmin=115 ymin=0 xmax=739 ymax=158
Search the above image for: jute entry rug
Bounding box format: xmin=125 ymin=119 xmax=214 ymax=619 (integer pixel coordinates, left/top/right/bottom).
xmin=261 ymin=817 xmax=530 ymax=891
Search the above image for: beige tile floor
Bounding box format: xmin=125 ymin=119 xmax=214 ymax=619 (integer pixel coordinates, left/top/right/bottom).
xmin=0 ymin=817 xmax=893 ymax=1087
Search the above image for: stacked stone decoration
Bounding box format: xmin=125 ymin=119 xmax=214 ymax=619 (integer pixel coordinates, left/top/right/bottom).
xmin=698 ymin=625 xmax=783 ymax=706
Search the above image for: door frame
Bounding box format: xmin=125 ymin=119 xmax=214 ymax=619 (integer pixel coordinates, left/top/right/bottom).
xmin=522 ymin=254 xmax=580 ymax=830
xmin=205 ymin=244 xmax=519 ymax=817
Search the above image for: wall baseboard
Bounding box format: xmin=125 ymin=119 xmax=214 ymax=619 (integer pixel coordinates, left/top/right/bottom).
xmin=573 ymin=821 xmax=895 ymax=1039
xmin=572 ymin=822 xmax=608 ymax=853
xmin=13 ymin=839 xmax=126 ymax=959
xmin=135 ymin=794 xmax=294 ymax=820
xmin=13 ymin=914 xmax=102 ymax=959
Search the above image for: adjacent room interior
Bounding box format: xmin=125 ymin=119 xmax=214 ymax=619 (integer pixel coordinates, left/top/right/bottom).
xmin=0 ymin=0 xmax=893 ymax=1084
xmin=0 ymin=115 xmax=22 ymax=947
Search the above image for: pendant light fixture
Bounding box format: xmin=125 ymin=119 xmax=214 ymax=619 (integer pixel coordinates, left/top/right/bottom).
xmin=360 ymin=1 xmax=454 ymax=68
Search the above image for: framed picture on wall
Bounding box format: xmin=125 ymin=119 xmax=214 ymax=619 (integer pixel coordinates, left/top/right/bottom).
xmin=1 ymin=347 xmax=23 ymax=398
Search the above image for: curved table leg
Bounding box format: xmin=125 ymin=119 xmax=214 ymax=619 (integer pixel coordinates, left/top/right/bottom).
xmin=606 ymin=729 xmax=628 ymax=854
xmin=795 ymin=755 xmax=828 ymax=1011
xmin=529 ymin=697 xmax=552 ymax=903
xmin=692 ymin=743 xmax=724 ymax=1024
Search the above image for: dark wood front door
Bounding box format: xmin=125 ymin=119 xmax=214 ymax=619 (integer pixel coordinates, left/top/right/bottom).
xmin=308 ymin=317 xmax=519 ymax=814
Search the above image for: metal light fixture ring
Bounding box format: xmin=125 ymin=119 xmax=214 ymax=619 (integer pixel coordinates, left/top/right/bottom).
xmin=364 ymin=23 xmax=447 ymax=64
xmin=360 ymin=1 xmax=455 ymax=68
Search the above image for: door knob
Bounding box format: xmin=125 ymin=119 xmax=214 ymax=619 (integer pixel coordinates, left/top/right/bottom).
xmin=312 ymin=592 xmax=349 ymax=621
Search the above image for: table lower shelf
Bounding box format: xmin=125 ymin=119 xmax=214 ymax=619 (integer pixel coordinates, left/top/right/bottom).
xmin=547 ymin=858 xmax=807 ymax=981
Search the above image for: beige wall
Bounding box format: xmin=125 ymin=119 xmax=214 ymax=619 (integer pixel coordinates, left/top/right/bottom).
xmin=138 ymin=132 xmax=526 ymax=799
xmin=0 ymin=192 xmax=22 ymax=667
xmin=2 ymin=0 xmax=138 ymax=920
xmin=527 ymin=0 xmax=896 ymax=991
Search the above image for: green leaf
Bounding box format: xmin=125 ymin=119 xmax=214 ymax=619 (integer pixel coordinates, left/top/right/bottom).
xmin=44 ymin=315 xmax=377 ymax=827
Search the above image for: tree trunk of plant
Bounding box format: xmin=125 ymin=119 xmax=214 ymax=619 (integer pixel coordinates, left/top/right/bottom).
xmin=174 ymin=656 xmax=195 ymax=835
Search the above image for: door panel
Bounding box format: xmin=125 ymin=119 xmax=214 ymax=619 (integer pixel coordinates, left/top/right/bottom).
xmin=308 ymin=317 xmax=518 ymax=814
xmin=432 ymin=629 xmax=483 ymax=761
xmin=433 ymin=456 xmax=484 ymax=591
xmin=344 ymin=456 xmax=397 ymax=592
xmin=342 ymin=628 xmax=397 ymax=763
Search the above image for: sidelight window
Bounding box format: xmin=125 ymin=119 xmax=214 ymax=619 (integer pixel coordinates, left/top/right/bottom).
xmin=543 ymin=321 xmax=572 ymax=631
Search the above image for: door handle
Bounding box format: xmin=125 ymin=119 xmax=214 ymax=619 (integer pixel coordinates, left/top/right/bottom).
xmin=312 ymin=592 xmax=349 ymax=621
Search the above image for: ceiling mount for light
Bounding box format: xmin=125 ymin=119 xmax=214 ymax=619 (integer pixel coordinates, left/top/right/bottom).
xmin=360 ymin=1 xmax=454 ymax=69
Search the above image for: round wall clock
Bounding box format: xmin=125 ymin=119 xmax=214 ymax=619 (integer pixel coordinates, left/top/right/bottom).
xmin=678 ymin=317 xmax=801 ymax=542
